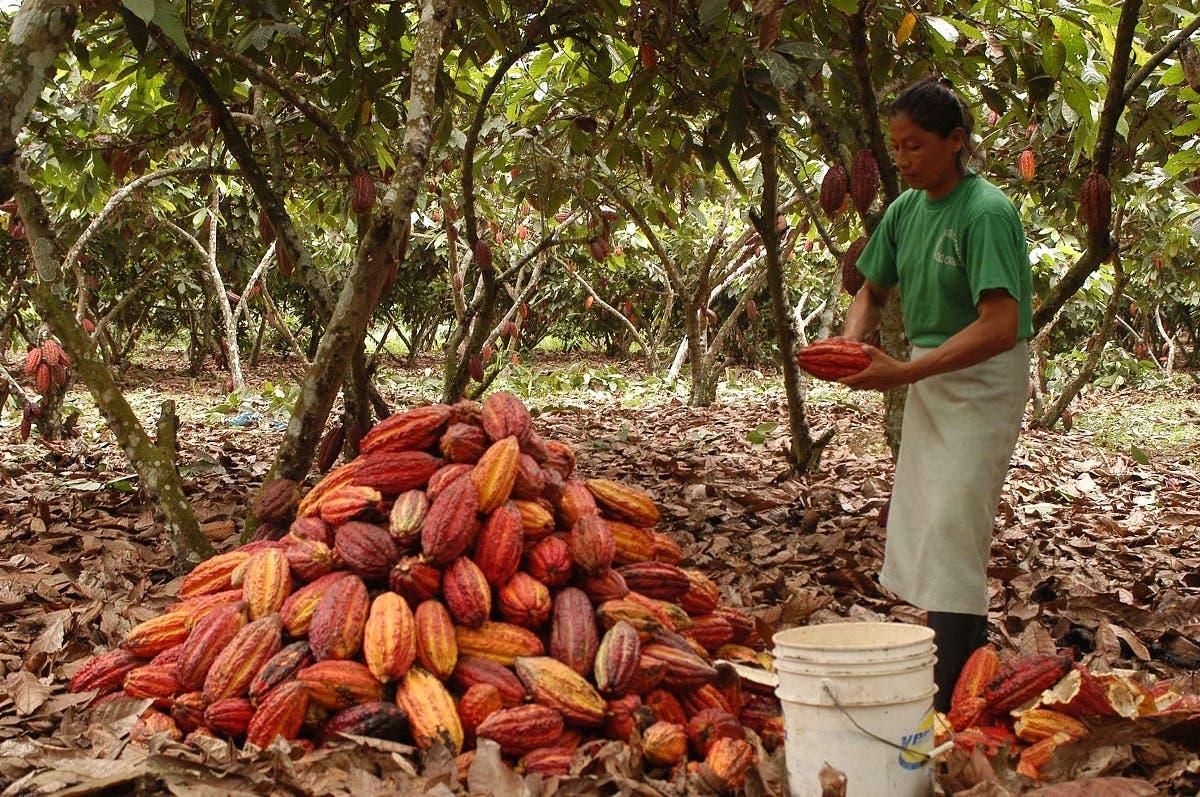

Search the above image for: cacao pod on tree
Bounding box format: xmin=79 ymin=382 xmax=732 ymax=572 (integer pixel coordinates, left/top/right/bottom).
xmin=850 ymin=150 xmax=879 ymax=216
xmin=351 ymin=171 xmax=376 ymax=215
xmin=1180 ymin=40 xmax=1200 ymax=91
xmin=1079 ymin=172 xmax=1111 ymax=237
xmin=841 ymin=236 xmax=869 ymax=296
xmin=1018 ymin=149 xmax=1036 ymax=182
xmin=818 ymin=164 xmax=848 ymax=217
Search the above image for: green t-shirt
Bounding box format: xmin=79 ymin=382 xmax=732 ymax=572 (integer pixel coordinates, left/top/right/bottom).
xmin=856 ymin=173 xmax=1033 ymax=348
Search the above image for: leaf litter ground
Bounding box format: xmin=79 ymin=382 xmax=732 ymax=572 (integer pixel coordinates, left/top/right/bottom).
xmin=0 ymin=352 xmax=1197 ymax=796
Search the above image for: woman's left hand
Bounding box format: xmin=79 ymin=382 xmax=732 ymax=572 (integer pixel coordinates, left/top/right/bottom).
xmin=838 ymin=345 xmax=913 ymax=392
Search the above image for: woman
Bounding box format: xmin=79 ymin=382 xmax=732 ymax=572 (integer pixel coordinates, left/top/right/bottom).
xmin=840 ymin=78 xmax=1033 ymax=712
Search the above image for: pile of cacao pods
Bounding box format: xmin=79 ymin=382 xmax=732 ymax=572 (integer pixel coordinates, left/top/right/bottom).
xmin=68 ymin=392 xmax=781 ymax=791
xmin=941 ymin=646 xmax=1200 ymax=781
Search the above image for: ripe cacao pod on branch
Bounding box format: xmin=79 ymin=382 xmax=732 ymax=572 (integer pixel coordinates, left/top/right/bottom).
xmin=850 ymin=150 xmax=879 ymax=216
xmin=819 ymin=164 xmax=848 ymax=218
xmin=841 ymin=236 xmax=869 ymax=296
xmin=1079 ymin=172 xmax=1111 ymax=237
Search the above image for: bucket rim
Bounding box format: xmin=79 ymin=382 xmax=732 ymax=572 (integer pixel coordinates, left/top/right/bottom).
xmin=772 ymin=621 xmax=934 ymax=651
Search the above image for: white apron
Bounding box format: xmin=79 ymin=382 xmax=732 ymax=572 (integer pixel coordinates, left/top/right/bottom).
xmin=879 ymin=341 xmax=1029 ymax=615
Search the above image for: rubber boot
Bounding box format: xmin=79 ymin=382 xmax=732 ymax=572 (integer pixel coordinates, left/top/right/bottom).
xmin=928 ymin=611 xmax=988 ymax=713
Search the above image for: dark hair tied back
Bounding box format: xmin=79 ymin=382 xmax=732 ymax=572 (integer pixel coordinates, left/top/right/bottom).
xmin=890 ymin=77 xmax=976 ymax=172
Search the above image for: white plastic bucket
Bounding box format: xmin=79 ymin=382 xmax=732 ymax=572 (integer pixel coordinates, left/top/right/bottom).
xmin=773 ymin=622 xmax=937 ymax=797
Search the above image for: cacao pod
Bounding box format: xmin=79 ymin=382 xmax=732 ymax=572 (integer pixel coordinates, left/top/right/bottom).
xmin=414 ymin=599 xmax=458 ymax=678
xmin=353 ymin=450 xmax=441 ymax=495
xmin=321 ymin=701 xmax=408 ymax=743
xmin=389 ymin=556 xmax=443 ymax=605
xmin=527 ymin=535 xmax=573 ymax=588
xmin=473 ymin=502 xmax=524 ymax=587
xmin=297 ymin=659 xmax=383 ymax=709
xmin=549 ymin=587 xmax=599 ymax=676
xmin=610 ymin=520 xmax=656 ymax=566
xmin=363 ymin=591 xmax=417 ymax=683
xmin=245 ymin=680 xmax=308 ymax=748
xmin=842 ymin=236 xmax=869 ymax=295
xmin=577 ymin=568 xmax=630 ymax=603
xmin=586 ymin=478 xmax=659 ymax=527
xmin=700 ymin=737 xmax=755 ymax=790
xmin=456 ymin=621 xmax=544 ymax=665
xmin=442 ymin=556 xmax=492 ymax=629
xmin=396 ymin=666 xmax=464 ymax=753
xmin=69 ymin=649 xmax=141 ymax=695
xmin=1080 ymin=172 xmax=1111 ymax=236
xmin=457 ymin=682 xmax=502 ymax=738
xmin=850 ymin=150 xmax=879 ymax=216
xmin=498 ymin=572 xmax=552 ymax=628
xmin=122 ymin=664 xmax=182 ymax=708
xmin=248 ymin=641 xmax=312 ymax=704
xmin=477 ymin=703 xmax=564 ymax=756
xmin=350 ymin=171 xmax=376 ymax=215
xmin=123 ymin=611 xmax=193 ymax=658
xmin=427 ymin=462 xmax=473 ymax=500
xmin=283 ymin=536 xmax=335 ymax=582
xmin=556 ymin=480 xmax=598 ymax=528
xmin=175 ymin=601 xmax=247 ymax=690
xmin=421 ymin=475 xmax=481 ymax=565
xmin=687 ymin=707 xmax=744 ymax=757
xmin=618 ymin=562 xmax=689 ymax=601
xmin=471 ymin=436 xmax=521 ymax=514
xmin=181 ymin=551 xmax=249 ymax=597
xmin=512 ymin=454 xmax=545 ymax=500
xmin=308 ymin=574 xmax=369 ymax=661
xmin=515 ymin=656 xmax=606 ymax=727
xmin=794 ymin=337 xmax=871 ymax=381
xmin=205 ymin=696 xmax=255 ymax=737
xmin=334 ymin=521 xmax=399 ymax=581
xmin=252 ymin=479 xmax=300 ymax=525
xmin=242 ymin=548 xmax=291 ymax=619
xmin=440 ymin=423 xmax=488 ymax=463
xmin=388 ymin=490 xmax=429 ymax=547
xmin=360 ymin=404 xmax=454 ymax=456
xmin=451 ymin=655 xmax=527 ymax=707
xmin=481 ymin=391 xmax=532 ymax=443
xmin=317 ymin=484 xmax=381 ymax=526
xmin=643 ymin=720 xmax=687 ymax=766
xmin=519 ymin=746 xmax=573 ymax=777
xmin=645 ymin=689 xmax=688 ymax=726
xmin=543 ymin=440 xmax=575 ymax=478
xmin=513 ymin=499 xmax=555 ymax=542
xmin=280 ymin=571 xmax=350 ymax=637
xmin=594 ymin=620 xmax=641 ymax=697
xmin=819 ymin=164 xmax=848 ymax=217
xmin=642 ymin=642 xmax=717 ymax=689
xmin=316 ymin=424 xmax=345 ymax=473
xmin=569 ymin=513 xmax=615 ymax=575
xmin=202 ymin=614 xmax=283 ymax=703
xmin=1018 ymin=149 xmax=1036 ymax=181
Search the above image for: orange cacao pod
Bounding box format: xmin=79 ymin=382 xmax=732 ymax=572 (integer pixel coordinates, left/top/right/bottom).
xmin=643 ymin=720 xmax=687 ymax=766
xmin=171 ymin=691 xmax=206 ymax=733
xmin=473 ymin=503 xmax=524 ymax=588
xmin=594 ymin=620 xmax=641 ymax=697
xmin=422 ymin=476 xmax=481 ymax=565
xmin=527 ymin=535 xmax=573 ymax=587
xmin=360 ymin=404 xmax=454 ymax=456
xmin=700 ymin=736 xmax=755 ymax=789
xmin=477 ymin=703 xmax=566 ymax=757
xmin=597 ymin=598 xmax=665 ymax=636
xmin=204 ymin=695 xmax=255 ymax=737
xmin=1016 ymin=731 xmax=1071 ymax=780
xmin=452 ymin=655 xmax=527 ymax=707
xmin=242 ymin=548 xmax=291 ymax=619
xmin=283 ymin=536 xmax=335 ymax=582
xmin=819 ymin=164 xmax=848 ymax=217
xmin=642 ymin=642 xmax=717 ymax=689
xmin=297 ymin=461 xmax=363 ymax=518
xmin=297 ymin=659 xmax=383 ymax=709
xmin=578 ymin=568 xmax=630 ymax=603
xmin=687 ymin=708 xmax=744 ymax=757
xmin=248 ymin=641 xmax=312 ymax=704
xmin=201 ymin=614 xmax=282 ymax=703
xmin=321 ymin=701 xmax=407 ymax=743
xmin=443 ymin=557 xmax=492 ymax=628
xmin=682 ymin=682 xmax=735 ymax=719
xmin=440 ymin=423 xmax=487 ymax=463
xmin=175 ymin=601 xmax=247 ymax=690
xmin=850 ymin=149 xmax=879 ymax=215
xmin=515 ymin=656 xmax=606 ymax=727
xmin=353 ymin=450 xmax=441 ymax=495
xmin=795 ymin=337 xmax=871 ymax=381
xmin=426 ymin=462 xmax=473 ymax=500
xmin=350 ymin=170 xmax=376 ymax=215
xmin=569 ymin=513 xmax=615 ymax=575
xmin=252 ymin=478 xmax=300 ymax=525
xmin=130 ymin=709 xmax=181 ymax=744
xmin=169 ymin=589 xmax=245 ymax=625
xmin=414 ymin=599 xmax=458 ymax=678
xmin=498 ymin=572 xmax=551 ymax=628
xmin=1080 ymin=171 xmax=1111 ymax=236
xmin=123 ymin=611 xmax=193 ymax=658
xmin=471 ymin=436 xmax=521 ymax=514
xmin=618 ymin=562 xmax=689 ymax=601
xmin=317 ymin=484 xmax=381 ymax=526
xmin=457 ymin=682 xmax=503 ymax=738
xmin=842 ymin=236 xmax=869 ymax=296
xmin=949 ymin=645 xmax=1000 ymax=729
xmin=543 ymin=440 xmax=575 ymax=478
xmin=556 ymin=480 xmax=598 ymax=529
xmin=246 ymin=680 xmax=308 ymax=748
xmin=123 ymin=664 xmax=182 ymax=708
xmin=680 ymin=570 xmax=720 ymax=615
xmin=334 ymin=521 xmax=398 ymax=582
xmin=280 ymin=571 xmax=350 ymax=637
xmin=687 ymin=614 xmax=735 ymax=653
xmin=651 ymin=532 xmax=683 ymax=565
xmin=181 ymin=551 xmax=250 ymax=597
xmin=456 ymin=621 xmax=544 ymax=665
xmin=1018 ymin=148 xmax=1036 ymax=181
xmin=389 ymin=556 xmax=443 ymax=605
xmin=1014 ymin=708 xmax=1089 ymax=744
xmin=982 ymin=653 xmax=1072 ymax=714
xmin=609 ymin=520 xmax=656 ymax=566
xmin=513 ymin=499 xmax=555 ymax=543
xmin=308 ymin=574 xmax=369 ymax=660
xmin=70 ymin=649 xmax=141 ymax=695
xmin=1039 ymin=664 xmax=1116 ymax=718
xmin=363 ymin=591 xmax=417 ymax=683
xmin=481 ymin=391 xmax=531 ymax=443
xmin=24 ymin=346 xmax=42 ymax=374
xmin=519 ymin=746 xmax=573 ymax=777
xmin=396 ymin=666 xmax=464 ymax=752
xmin=604 ymin=693 xmax=651 ymax=742
xmin=645 ymin=688 xmax=688 ymax=726
xmin=587 ymin=479 xmax=659 ymax=528
xmin=388 ymin=490 xmax=429 ymax=548
xmin=549 ymin=587 xmax=599 ymax=676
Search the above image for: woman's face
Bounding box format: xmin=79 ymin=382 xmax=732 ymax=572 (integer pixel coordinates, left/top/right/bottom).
xmin=888 ymin=112 xmax=963 ymax=195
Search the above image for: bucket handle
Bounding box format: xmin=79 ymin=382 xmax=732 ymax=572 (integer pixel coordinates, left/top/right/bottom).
xmin=819 ymin=681 xmax=953 ymax=764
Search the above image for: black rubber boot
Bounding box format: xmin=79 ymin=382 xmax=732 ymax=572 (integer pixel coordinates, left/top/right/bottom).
xmin=928 ymin=611 xmax=988 ymax=713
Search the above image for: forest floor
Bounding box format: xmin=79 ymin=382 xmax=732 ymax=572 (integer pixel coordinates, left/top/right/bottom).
xmin=0 ymin=349 xmax=1198 ymax=796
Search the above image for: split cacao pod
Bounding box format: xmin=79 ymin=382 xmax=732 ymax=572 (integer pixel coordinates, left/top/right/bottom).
xmin=515 ymin=656 xmax=606 ymax=727
xmin=414 ymin=599 xmax=458 ymax=678
xmin=202 ymin=614 xmax=283 ymax=703
xmin=498 ymin=572 xmax=552 ymax=628
xmin=981 ymin=653 xmax=1072 ymax=714
xmin=456 ymin=621 xmax=544 ymax=666
xmin=549 ymin=587 xmax=599 ymax=676
xmin=334 ymin=522 xmax=398 ymax=582
xmin=245 ymin=680 xmax=308 ymax=748
xmin=421 ymin=476 xmax=481 ymax=565
xmin=794 ymin=338 xmax=871 ymax=382
xmin=1038 ymin=664 xmax=1116 ymax=718
xmin=308 ymin=574 xmax=369 ymax=661
xmin=687 ymin=708 xmax=744 ymax=757
xmin=948 ymin=645 xmax=1000 ymax=730
xmin=1014 ymin=708 xmax=1089 ymax=743
xmin=471 ymin=436 xmax=521 ymax=514
xmin=477 ymin=703 xmax=564 ymax=757
xmin=363 ymin=591 xmax=417 ymax=683
xmin=396 ymin=666 xmax=464 ymax=753
xmin=1016 ymin=731 xmax=1071 ymax=780
xmin=442 ymin=557 xmax=492 ymax=629
xmin=472 ymin=502 xmax=524 ymax=587
xmin=360 ymin=404 xmax=453 ymax=456
xmin=700 ymin=736 xmax=755 ymax=790
xmin=297 ymin=659 xmax=383 ymax=709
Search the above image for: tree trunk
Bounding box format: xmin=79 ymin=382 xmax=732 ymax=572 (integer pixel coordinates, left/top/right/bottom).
xmin=880 ymin=293 xmax=907 ymax=460
xmin=754 ymin=120 xmax=830 ymax=471
xmin=261 ymin=0 xmax=457 ymax=496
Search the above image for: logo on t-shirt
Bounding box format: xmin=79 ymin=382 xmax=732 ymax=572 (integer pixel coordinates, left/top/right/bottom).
xmin=932 ymin=228 xmax=961 ymax=269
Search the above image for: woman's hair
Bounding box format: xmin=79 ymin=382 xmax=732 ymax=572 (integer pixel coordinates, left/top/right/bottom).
xmin=889 ymin=77 xmax=976 ymax=172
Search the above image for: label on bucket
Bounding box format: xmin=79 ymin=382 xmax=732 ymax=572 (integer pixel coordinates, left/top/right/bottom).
xmin=897 ymin=709 xmax=935 ymax=771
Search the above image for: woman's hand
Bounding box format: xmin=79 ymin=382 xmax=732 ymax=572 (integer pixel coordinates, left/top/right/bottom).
xmin=838 ymin=345 xmax=912 ymax=392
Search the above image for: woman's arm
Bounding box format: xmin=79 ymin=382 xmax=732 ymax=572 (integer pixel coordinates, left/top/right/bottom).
xmin=840 ymin=289 xmax=1019 ymax=391
xmin=842 ymin=280 xmax=891 ymax=342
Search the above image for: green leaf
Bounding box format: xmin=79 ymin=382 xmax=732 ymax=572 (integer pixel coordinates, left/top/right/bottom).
xmin=1043 ymin=39 xmax=1066 ymax=79
xmin=1129 ymin=444 xmax=1149 ymax=465
xmin=123 ymin=0 xmax=155 ymax=22
xmin=828 ymin=0 xmax=857 ymax=13
xmin=747 ymin=421 xmax=778 ymax=444
xmin=699 ymin=0 xmax=727 ymax=27
xmin=153 ymin=0 xmax=188 ymax=52
xmin=925 ymin=16 xmax=959 ymax=43
xmin=775 ymin=41 xmax=829 ymax=60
